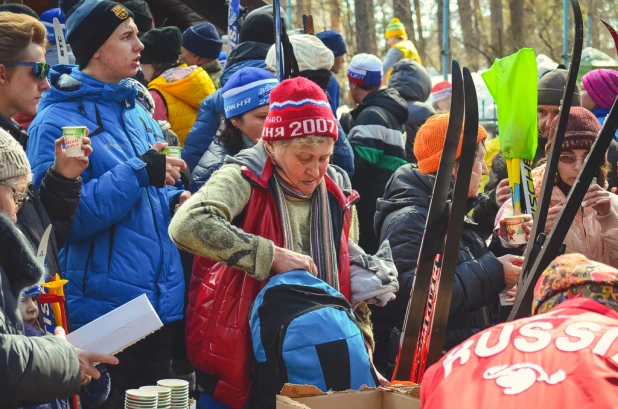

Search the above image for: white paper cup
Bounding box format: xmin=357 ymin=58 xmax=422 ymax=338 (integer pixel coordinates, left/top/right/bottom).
xmin=503 ymin=215 xmax=529 ymax=245
xmin=62 ymin=126 xmax=88 ymax=157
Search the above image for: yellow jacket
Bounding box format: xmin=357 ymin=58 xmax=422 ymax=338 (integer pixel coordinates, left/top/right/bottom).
xmin=385 ymin=40 xmax=422 ymax=84
xmin=149 ymin=64 xmax=215 ymax=145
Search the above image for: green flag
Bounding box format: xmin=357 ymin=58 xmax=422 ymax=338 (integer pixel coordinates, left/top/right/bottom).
xmin=482 ymin=49 xmax=539 ymax=215
xmin=482 ymin=48 xmax=538 ymax=161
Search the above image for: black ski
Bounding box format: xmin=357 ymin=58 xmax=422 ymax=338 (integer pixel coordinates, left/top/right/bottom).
xmin=393 ymin=61 xmax=465 ymax=382
xmin=509 ymin=0 xmax=583 ymax=321
xmin=509 ymin=96 xmax=618 ymax=319
xmin=423 ymin=67 xmax=480 ymax=369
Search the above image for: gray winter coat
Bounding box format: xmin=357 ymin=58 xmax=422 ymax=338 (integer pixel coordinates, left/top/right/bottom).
xmin=388 ymin=59 xmax=435 ymax=163
xmin=0 ymin=214 xmax=80 ymax=409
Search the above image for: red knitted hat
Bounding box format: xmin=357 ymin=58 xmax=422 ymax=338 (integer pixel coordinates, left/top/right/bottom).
xmin=414 ymin=114 xmax=488 ymax=175
xmin=262 ymin=77 xmax=338 ymax=141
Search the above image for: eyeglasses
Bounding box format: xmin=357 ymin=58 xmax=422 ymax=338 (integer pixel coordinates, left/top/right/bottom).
xmin=9 ymin=186 xmax=28 ymax=209
xmin=3 ymin=62 xmax=50 ymax=79
xmin=559 ymin=152 xmax=588 ymax=164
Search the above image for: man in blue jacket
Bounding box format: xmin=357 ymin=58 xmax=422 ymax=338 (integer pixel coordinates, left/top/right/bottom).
xmin=26 ymin=0 xmax=190 ymax=407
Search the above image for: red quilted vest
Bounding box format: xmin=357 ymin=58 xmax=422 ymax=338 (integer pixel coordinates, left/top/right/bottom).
xmin=186 ymin=160 xmax=357 ymax=409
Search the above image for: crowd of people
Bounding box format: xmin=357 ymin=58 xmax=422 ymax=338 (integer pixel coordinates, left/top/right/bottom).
xmin=1 ymin=1 xmax=618 ymax=408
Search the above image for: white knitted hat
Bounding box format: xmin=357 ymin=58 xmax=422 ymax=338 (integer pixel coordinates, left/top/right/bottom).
xmin=266 ymin=34 xmax=334 ymax=72
xmin=0 ymin=128 xmax=31 ymax=182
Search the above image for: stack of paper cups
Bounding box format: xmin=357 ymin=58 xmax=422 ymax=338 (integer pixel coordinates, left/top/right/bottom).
xmin=157 ymin=379 xmax=189 ymax=409
xmin=140 ymin=386 xmax=172 ymax=409
xmin=125 ymin=389 xmax=158 ymax=409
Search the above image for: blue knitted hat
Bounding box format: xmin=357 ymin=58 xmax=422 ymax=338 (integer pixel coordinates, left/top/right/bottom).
xmin=316 ymin=30 xmax=347 ymax=57
xmin=40 ymin=8 xmax=67 ymax=43
xmin=222 ymin=67 xmax=278 ymax=119
xmin=182 ymin=22 xmax=223 ymax=60
xmin=22 ymin=284 xmax=41 ymax=299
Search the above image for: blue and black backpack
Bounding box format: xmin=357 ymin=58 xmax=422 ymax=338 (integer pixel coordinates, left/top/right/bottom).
xmin=249 ymin=270 xmax=378 ymax=408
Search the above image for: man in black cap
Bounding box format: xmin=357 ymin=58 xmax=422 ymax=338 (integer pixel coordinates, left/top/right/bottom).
xmin=537 ymin=68 xmax=582 ymax=162
xmin=179 ymin=22 xmax=223 ymax=87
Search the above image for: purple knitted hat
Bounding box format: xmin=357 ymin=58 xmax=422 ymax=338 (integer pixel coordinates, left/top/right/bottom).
xmin=581 ymin=69 xmax=618 ymax=109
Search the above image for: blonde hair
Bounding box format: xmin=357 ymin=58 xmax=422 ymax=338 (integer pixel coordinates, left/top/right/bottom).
xmin=0 ymin=12 xmax=47 ymax=65
xmin=271 ymin=136 xmax=334 ymax=155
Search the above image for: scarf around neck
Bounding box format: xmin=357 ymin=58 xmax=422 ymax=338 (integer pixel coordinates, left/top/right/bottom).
xmin=271 ymin=167 xmax=339 ymax=290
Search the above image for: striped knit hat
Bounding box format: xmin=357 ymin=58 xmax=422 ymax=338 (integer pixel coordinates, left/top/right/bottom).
xmin=348 ymin=53 xmax=383 ymax=87
xmin=414 ymin=114 xmax=488 ymax=175
xmin=0 ymin=128 xmax=31 ymax=181
xmin=262 ymin=77 xmax=338 ymax=141
xmin=222 ymin=67 xmax=278 ymax=119
xmin=385 ymin=18 xmax=407 ymax=40
xmin=582 ymin=69 xmax=618 ymax=109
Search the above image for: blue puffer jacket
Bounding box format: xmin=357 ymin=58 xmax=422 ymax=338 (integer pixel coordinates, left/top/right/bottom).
xmin=189 ymin=139 xmax=231 ymax=193
xmin=27 ymin=66 xmax=185 ymax=328
xmin=593 ymin=107 xmax=618 ymax=142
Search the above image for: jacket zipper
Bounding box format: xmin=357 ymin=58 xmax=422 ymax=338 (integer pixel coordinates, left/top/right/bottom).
xmin=121 ymin=108 xmax=164 ymax=298
xmin=275 ymin=304 xmax=350 ymax=375
xmin=82 ymin=240 xmax=95 ymax=293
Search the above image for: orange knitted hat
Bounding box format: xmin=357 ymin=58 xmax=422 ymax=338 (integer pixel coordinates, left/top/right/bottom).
xmin=414 ymin=114 xmax=488 ymax=175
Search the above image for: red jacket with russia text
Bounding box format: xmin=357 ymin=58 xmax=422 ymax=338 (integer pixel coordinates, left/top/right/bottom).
xmin=186 ymin=149 xmax=356 ymax=409
xmin=421 ymin=298 xmax=618 ymax=409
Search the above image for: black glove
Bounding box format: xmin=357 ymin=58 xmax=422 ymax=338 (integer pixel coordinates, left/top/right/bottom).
xmin=140 ymin=149 xmax=166 ymax=188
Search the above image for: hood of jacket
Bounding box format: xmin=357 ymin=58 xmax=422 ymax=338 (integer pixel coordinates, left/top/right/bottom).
xmin=388 ymin=59 xmax=432 ymax=102
xmin=351 ymin=88 xmax=409 ymax=126
xmin=40 ymin=65 xmax=137 ymax=111
xmin=0 ymin=213 xmax=43 ymax=299
xmin=148 ymin=65 xmax=213 ymax=109
xmin=225 ymin=41 xmax=270 ymax=70
xmin=375 ymin=164 xmax=482 ymax=236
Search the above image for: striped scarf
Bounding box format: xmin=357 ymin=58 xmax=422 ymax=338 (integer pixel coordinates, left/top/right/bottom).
xmin=272 ymin=168 xmax=339 ymax=290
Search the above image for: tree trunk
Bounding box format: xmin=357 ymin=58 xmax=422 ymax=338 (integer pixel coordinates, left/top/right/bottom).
xmin=329 ymin=0 xmax=342 ymax=32
xmin=343 ymin=0 xmax=356 ymax=54
xmin=392 ymin=0 xmax=415 ymax=42
xmin=413 ymin=0 xmax=425 ymax=57
xmin=508 ymin=0 xmax=525 ymax=53
xmin=457 ymin=0 xmax=479 ymax=70
xmin=588 ymin=0 xmax=600 ymax=49
xmin=354 ymin=0 xmax=378 ymax=54
xmin=490 ymin=0 xmax=504 ymax=58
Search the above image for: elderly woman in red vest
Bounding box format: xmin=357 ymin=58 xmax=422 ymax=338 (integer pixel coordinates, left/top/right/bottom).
xmin=169 ymin=77 xmax=384 ymax=409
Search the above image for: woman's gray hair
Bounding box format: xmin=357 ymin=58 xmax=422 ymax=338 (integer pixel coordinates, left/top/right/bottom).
xmin=271 ymin=136 xmax=334 ymax=154
xmin=0 ymin=174 xmax=31 ymax=187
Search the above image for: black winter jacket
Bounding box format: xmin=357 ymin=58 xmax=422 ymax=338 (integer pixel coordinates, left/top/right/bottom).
xmin=0 ymin=214 xmax=81 ymax=408
xmin=343 ymin=88 xmax=408 ymax=254
xmin=16 ymin=169 xmax=82 ymax=281
xmin=388 ymin=59 xmax=435 ymax=163
xmin=372 ymin=165 xmax=505 ymax=377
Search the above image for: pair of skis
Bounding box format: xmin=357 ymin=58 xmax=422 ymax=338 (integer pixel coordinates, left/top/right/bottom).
xmin=508 ymin=1 xmax=618 ymax=320
xmin=393 ymin=61 xmax=480 ymax=383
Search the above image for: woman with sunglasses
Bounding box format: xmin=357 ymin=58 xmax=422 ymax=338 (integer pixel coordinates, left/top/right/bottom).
xmin=0 ymin=12 xmax=92 ymax=280
xmin=497 ymin=107 xmax=618 ymax=267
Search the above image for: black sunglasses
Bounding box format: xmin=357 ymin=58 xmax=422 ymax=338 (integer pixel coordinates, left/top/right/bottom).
xmin=3 ymin=62 xmax=50 ymax=79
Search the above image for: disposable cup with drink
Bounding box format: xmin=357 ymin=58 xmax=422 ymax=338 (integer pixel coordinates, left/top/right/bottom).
xmin=161 ymin=146 xmax=182 ymax=159
xmin=62 ymin=126 xmax=88 ymax=158
xmin=503 ymin=214 xmax=530 ymax=245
